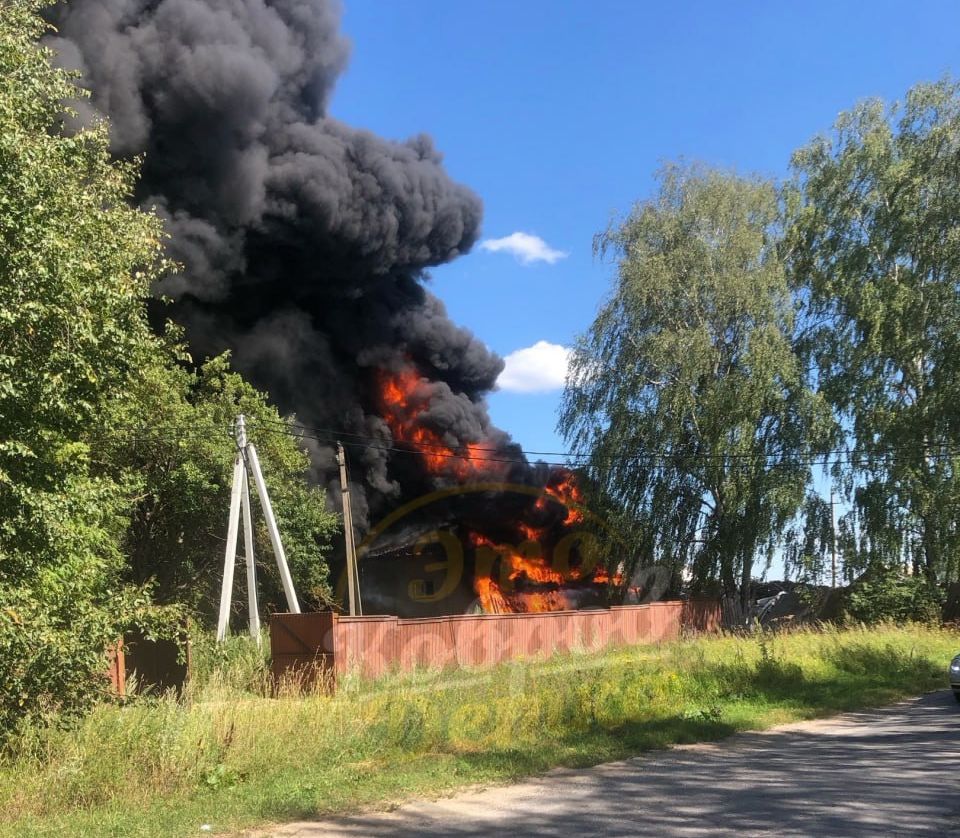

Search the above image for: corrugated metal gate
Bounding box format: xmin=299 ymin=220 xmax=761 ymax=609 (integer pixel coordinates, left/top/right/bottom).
xmin=270 ymin=611 xmax=335 ymax=684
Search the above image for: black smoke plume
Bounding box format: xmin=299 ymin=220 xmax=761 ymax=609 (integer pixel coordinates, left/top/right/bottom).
xmin=46 ymin=0 xmax=535 ymax=528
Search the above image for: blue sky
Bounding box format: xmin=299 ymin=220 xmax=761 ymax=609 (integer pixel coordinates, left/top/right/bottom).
xmin=332 ymin=0 xmax=959 ymax=456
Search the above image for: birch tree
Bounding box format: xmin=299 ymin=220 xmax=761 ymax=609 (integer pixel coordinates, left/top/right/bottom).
xmin=561 ymin=165 xmax=830 ymax=605
xmin=787 ymin=80 xmax=960 ymax=583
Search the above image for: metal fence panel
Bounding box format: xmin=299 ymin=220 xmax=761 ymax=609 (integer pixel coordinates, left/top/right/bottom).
xmin=271 ymin=599 xmax=721 ymax=684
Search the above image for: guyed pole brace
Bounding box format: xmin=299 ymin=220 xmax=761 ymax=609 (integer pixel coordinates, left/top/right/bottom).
xmin=216 ymin=414 xmax=301 ymax=643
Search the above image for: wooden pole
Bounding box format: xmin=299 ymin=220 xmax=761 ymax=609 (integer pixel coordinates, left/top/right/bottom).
xmin=337 ymin=442 xmax=361 ymax=615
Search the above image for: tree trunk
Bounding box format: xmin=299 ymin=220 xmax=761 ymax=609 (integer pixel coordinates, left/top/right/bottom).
xmin=922 ymin=513 xmax=940 ymax=585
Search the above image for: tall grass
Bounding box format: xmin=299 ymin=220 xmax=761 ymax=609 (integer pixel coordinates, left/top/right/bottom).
xmin=184 ymin=629 xmax=274 ymax=699
xmin=0 ymin=623 xmax=955 ymax=837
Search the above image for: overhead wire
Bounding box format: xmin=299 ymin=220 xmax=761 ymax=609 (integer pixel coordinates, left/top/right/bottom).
xmin=69 ymin=417 xmax=960 ymax=471
xmin=243 ymin=420 xmax=960 ymax=472
xmin=244 ymin=415 xmax=960 ymax=464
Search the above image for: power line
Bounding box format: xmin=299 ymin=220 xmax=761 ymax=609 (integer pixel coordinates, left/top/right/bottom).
xmin=251 ymin=419 xmax=960 ymax=464
xmin=68 ymin=417 xmax=960 ymax=470
xmin=251 ymin=424 xmax=573 ymax=468
xmin=245 ymin=421 xmax=960 ymax=472
xmin=245 ymin=416 xmax=960 ymax=462
xmin=246 ymin=415 xmax=591 ymax=458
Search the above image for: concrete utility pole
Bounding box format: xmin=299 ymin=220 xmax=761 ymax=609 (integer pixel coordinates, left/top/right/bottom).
xmin=337 ymin=442 xmax=362 ymax=616
xmin=241 ymin=466 xmax=259 ymax=638
xmin=216 ymin=441 xmax=246 ymax=642
xmin=217 ymin=415 xmax=300 ymax=643
xmin=247 ymin=438 xmax=300 ymax=614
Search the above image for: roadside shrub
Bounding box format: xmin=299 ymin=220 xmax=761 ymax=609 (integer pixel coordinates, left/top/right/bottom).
xmin=0 ymin=588 xmax=117 ymax=740
xmin=845 ymin=568 xmax=944 ymax=625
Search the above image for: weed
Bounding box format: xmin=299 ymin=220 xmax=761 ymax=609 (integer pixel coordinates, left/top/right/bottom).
xmin=0 ymin=623 xmax=954 ymax=838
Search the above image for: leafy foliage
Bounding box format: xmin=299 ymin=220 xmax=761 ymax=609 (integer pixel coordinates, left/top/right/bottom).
xmin=787 ymin=80 xmax=960 ymax=583
xmin=0 ymin=3 xmax=337 ymax=738
xmin=845 ymin=569 xmax=944 ymax=625
xmin=0 ymin=0 xmax=169 ymax=735
xmin=783 ymin=492 xmax=836 ymax=584
xmin=561 ymin=165 xmax=830 ymax=604
xmin=94 ymin=352 xmax=337 ymax=616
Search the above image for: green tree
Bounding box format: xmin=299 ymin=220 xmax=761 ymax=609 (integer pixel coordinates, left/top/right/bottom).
xmin=783 ymin=492 xmax=834 ymax=585
xmin=94 ymin=352 xmax=337 ymax=618
xmin=787 ymin=80 xmax=960 ymax=583
xmin=0 ymin=3 xmax=337 ymax=736
xmin=0 ymin=0 xmax=169 ymax=733
xmin=560 ymin=165 xmax=830 ymax=606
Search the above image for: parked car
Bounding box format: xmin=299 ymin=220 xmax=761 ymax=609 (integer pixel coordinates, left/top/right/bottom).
xmin=950 ymin=654 xmax=960 ymax=702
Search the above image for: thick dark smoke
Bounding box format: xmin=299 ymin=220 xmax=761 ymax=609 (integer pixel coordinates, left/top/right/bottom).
xmin=47 ymin=0 xmax=532 ymax=527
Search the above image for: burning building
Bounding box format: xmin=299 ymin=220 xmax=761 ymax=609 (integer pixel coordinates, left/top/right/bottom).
xmin=46 ymin=0 xmax=623 ymax=615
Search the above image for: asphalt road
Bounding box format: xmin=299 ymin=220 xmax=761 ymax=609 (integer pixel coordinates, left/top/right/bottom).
xmin=260 ymin=691 xmax=960 ymax=837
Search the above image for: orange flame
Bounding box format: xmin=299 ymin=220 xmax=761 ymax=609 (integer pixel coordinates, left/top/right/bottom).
xmin=378 ymin=367 xmax=609 ymax=615
xmin=470 ymin=533 xmax=566 ymax=586
xmin=378 ymin=367 xmax=505 ymax=479
xmin=517 ymin=521 xmax=543 ymax=542
xmin=474 ymin=575 xmax=510 ymax=614
xmin=469 ymin=527 xmax=617 ymax=614
xmin=545 ymin=470 xmax=584 ymax=525
xmin=593 ymin=567 xmax=625 ymax=586
xmin=524 ymin=591 xmax=572 ymax=612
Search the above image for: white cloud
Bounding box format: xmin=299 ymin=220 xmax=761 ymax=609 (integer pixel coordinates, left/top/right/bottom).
xmin=479 ymin=232 xmax=568 ymax=265
xmin=497 ymin=341 xmax=571 ymax=393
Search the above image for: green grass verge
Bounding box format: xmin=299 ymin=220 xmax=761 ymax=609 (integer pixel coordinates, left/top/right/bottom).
xmin=0 ymin=623 xmax=956 ymax=837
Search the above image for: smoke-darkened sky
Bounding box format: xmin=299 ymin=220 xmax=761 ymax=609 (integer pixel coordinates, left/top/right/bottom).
xmin=332 ymin=0 xmax=960 ymax=456
xmin=46 ymin=0 xmax=960 ymax=475
xmin=47 ymin=0 xmax=538 ymax=527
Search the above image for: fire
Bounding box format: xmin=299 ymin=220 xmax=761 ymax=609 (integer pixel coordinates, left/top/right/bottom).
xmin=524 ymin=592 xmax=571 ymax=612
xmin=378 ymin=367 xmax=504 ymax=479
xmin=545 ymin=470 xmax=584 ymax=525
xmin=471 ymin=533 xmax=565 ymax=586
xmin=469 ymin=527 xmax=616 ymax=614
xmin=593 ymin=567 xmax=625 ymax=586
xmin=377 ymin=366 xmax=615 ymax=616
xmin=474 ymin=575 xmax=510 ymax=614
xmin=517 ymin=521 xmax=543 ymax=542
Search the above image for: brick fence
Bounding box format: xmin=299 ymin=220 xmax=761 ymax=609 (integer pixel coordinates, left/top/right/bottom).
xmin=271 ymin=598 xmax=721 ymax=683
